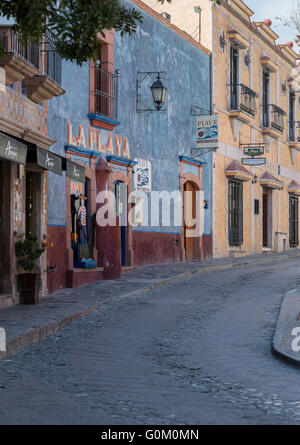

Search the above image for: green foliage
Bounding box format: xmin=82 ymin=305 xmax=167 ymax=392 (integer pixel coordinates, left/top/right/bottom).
xmin=15 ymin=236 xmax=45 ymax=273
xmin=0 ymin=0 xmax=172 ymax=65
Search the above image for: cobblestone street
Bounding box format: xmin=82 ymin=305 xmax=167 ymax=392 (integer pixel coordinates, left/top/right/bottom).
xmin=1 ymin=256 xmax=300 ymax=424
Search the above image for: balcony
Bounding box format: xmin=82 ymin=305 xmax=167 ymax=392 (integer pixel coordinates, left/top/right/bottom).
xmin=0 ymin=26 xmax=40 ymax=84
xmin=0 ymin=26 xmax=65 ymax=103
xmin=262 ymin=104 xmax=285 ymax=136
xmin=288 ymin=121 xmax=300 ymax=144
xmin=229 ymin=83 xmax=257 ymax=122
xmin=88 ymin=65 xmax=120 ymax=131
xmin=288 ymin=122 xmax=300 ymax=164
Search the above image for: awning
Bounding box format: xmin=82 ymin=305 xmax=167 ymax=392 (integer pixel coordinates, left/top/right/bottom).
xmin=225 ymin=160 xmax=254 ymax=182
xmin=65 ymin=159 xmax=85 ymax=184
xmin=27 ymin=147 xmax=62 ymax=175
xmin=259 ymin=171 xmax=283 ymax=189
xmin=0 ymin=132 xmax=27 ymax=165
xmin=288 ymin=180 xmax=300 ymax=196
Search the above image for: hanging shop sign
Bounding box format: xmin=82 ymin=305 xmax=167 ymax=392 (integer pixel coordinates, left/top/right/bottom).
xmin=242 ymin=157 xmax=266 ymax=166
xmin=244 ymin=146 xmax=264 ymax=157
xmin=134 ymin=158 xmax=152 ymax=192
xmin=36 ymin=147 xmax=62 ymax=175
xmin=196 ymin=114 xmax=218 ymax=149
xmin=0 ymin=133 xmax=27 ymax=165
xmin=66 ymin=160 xmax=85 ymax=184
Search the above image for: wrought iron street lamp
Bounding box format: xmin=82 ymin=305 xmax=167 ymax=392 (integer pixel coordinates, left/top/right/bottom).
xmin=150 ymin=74 xmax=167 ymax=111
xmin=136 ymin=71 xmax=167 ymax=113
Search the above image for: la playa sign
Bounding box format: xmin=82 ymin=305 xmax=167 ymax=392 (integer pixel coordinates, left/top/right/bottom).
xmin=67 ymin=120 xmax=130 ymax=159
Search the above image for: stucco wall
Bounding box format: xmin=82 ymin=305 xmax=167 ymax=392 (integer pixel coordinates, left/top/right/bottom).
xmin=116 ymin=0 xmax=212 ymax=236
xmin=46 ymin=0 xmax=212 ymax=238
xmin=211 ymin=1 xmax=300 ymax=257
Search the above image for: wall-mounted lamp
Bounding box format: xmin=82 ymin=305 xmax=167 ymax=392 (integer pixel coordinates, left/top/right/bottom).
xmin=150 ymin=74 xmax=168 ymax=111
xmin=204 ymin=200 xmax=209 ymax=209
xmin=252 ymin=174 xmax=258 ymax=184
xmin=244 ymin=52 xmax=251 ymax=67
xmin=137 ymin=71 xmax=167 ymax=113
xmin=219 ymin=31 xmax=226 ymax=52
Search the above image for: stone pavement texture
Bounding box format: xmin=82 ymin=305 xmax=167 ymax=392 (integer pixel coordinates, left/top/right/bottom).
xmin=273 ymin=287 xmax=300 ymax=365
xmin=1 ymin=249 xmax=300 ymax=360
xmin=1 ymin=254 xmax=300 ymax=424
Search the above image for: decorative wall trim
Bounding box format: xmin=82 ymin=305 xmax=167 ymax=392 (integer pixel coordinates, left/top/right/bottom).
xmin=88 ymin=113 xmax=121 ymax=131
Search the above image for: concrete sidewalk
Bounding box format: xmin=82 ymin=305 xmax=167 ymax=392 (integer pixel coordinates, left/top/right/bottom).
xmin=1 ymin=249 xmax=300 ymax=360
xmin=272 ymin=287 xmax=300 ymax=366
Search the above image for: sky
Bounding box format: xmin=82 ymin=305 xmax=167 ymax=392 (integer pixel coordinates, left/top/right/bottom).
xmin=246 ymin=0 xmax=298 ymax=44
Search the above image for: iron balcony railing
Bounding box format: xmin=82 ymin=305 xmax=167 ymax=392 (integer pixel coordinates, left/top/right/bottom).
xmin=94 ymin=66 xmax=119 ymax=120
xmin=288 ymin=121 xmax=300 ymax=143
xmin=0 ymin=25 xmax=40 ymax=70
xmin=229 ymin=83 xmax=258 ymax=117
xmin=42 ymin=29 xmax=62 ymax=85
xmin=262 ymin=104 xmax=286 ymax=133
xmin=0 ymin=26 xmax=62 ymax=85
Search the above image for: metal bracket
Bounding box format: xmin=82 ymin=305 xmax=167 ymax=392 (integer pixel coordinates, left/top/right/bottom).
xmin=136 ymin=71 xmax=167 ymax=113
xmin=191 ymin=147 xmax=217 ymax=158
xmin=239 ymin=142 xmax=266 ymax=148
xmin=191 ymin=105 xmax=213 ymax=116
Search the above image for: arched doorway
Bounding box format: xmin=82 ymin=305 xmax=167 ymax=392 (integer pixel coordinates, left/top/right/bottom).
xmin=113 ymin=180 xmax=127 ymax=266
xmin=184 ymin=181 xmax=197 ymax=260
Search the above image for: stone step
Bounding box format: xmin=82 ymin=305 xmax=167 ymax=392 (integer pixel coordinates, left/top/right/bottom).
xmin=262 ymin=249 xmax=275 ymax=254
xmin=0 ymin=294 xmax=14 ymax=309
xmin=229 ymin=250 xmax=246 ymax=258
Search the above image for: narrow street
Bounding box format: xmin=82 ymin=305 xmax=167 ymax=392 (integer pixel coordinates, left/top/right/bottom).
xmin=1 ymin=256 xmax=300 ymax=425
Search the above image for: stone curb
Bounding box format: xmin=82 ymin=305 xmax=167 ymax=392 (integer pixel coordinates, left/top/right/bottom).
xmin=272 ymin=287 xmax=300 ymax=367
xmin=1 ymin=251 xmax=300 ymax=360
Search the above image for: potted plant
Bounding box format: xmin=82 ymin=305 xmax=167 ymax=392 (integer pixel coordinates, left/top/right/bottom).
xmin=15 ymin=236 xmax=45 ymax=304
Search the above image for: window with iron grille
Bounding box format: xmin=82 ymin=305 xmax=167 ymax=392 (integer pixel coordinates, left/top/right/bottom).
xmin=228 ymin=180 xmax=243 ymax=246
xmin=262 ymin=69 xmax=270 ymax=128
xmin=289 ymin=194 xmax=299 ymax=248
xmin=289 ymin=89 xmax=296 ymax=142
xmin=94 ymin=63 xmax=119 ymax=120
xmin=230 ymin=45 xmax=239 ymax=110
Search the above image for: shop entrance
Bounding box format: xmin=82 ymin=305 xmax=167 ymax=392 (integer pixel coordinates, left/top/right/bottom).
xmin=184 ymin=181 xmax=196 ymax=261
xmin=0 ymin=161 xmax=3 ymax=293
xmin=70 ymin=178 xmax=96 ymax=268
xmin=0 ymin=160 xmax=12 ymax=295
xmin=113 ymin=181 xmax=127 ymax=266
xmin=25 ymin=169 xmax=43 ymax=239
xmin=262 ymin=187 xmax=271 ymax=248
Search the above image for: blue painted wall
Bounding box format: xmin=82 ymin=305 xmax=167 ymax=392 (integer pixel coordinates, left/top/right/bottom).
xmin=115 ymin=0 xmax=212 ymax=235
xmin=46 ymin=0 xmax=212 ymax=236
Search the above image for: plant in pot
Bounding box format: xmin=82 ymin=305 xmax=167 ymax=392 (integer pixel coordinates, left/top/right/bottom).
xmin=15 ymin=236 xmax=45 ymax=304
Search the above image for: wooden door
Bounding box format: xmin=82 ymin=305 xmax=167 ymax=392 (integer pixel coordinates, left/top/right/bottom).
xmin=184 ymin=182 xmax=196 ymax=261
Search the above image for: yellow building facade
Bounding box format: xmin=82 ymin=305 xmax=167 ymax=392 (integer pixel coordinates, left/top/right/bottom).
xmin=143 ymin=0 xmax=300 ymax=258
